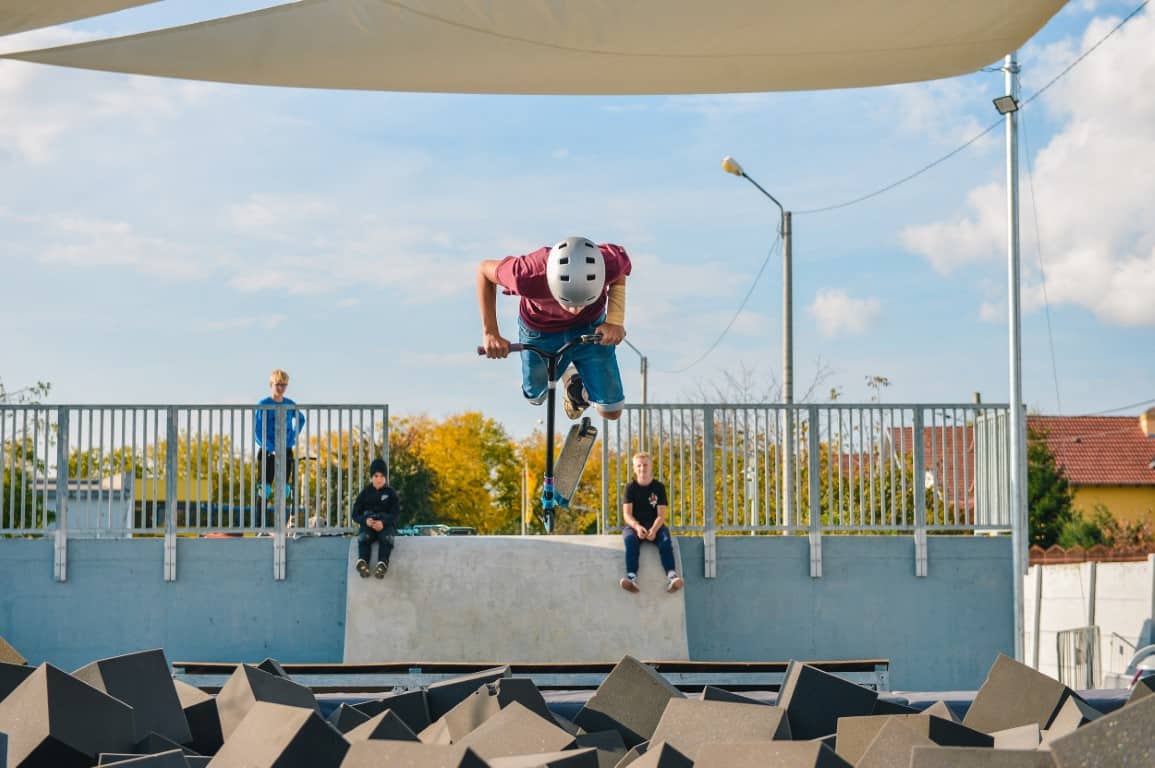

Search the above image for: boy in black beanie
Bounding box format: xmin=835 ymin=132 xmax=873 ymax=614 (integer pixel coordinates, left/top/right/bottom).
xmin=352 ymin=458 xmax=400 ymax=578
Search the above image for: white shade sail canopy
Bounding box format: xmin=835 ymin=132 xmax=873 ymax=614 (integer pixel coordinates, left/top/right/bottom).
xmin=2 ymin=0 xmax=1066 ymax=94
xmin=0 ymin=0 xmax=157 ymax=37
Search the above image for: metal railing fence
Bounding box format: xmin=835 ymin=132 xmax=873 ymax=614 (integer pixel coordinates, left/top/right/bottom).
xmin=1 ymin=404 xmax=387 ymax=580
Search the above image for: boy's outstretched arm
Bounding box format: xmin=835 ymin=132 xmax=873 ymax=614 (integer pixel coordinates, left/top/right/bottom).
xmin=596 ymin=276 xmax=627 ymax=345
xmin=477 ymin=259 xmax=511 ymax=358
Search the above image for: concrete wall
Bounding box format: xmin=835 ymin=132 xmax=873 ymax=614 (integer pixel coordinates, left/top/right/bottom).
xmin=0 ymin=535 xmax=1012 ymax=690
xmin=1024 ymin=556 xmax=1155 ymax=685
xmin=680 ymin=535 xmax=1014 ymax=692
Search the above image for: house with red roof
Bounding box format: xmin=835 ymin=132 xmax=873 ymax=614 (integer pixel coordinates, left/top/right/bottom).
xmin=1028 ymin=409 xmax=1155 ymax=527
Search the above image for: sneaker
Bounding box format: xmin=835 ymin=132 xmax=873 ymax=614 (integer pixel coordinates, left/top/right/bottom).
xmin=666 ymin=575 xmax=684 ymax=593
xmin=355 ymin=559 xmax=370 ymax=578
xmin=620 ymin=574 xmax=640 ymax=593
xmin=562 ymin=372 xmax=590 ymax=420
xmin=374 ymin=561 xmax=388 ymax=579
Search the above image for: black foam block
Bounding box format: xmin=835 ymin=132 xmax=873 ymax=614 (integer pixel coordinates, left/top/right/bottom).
xmin=256 ymin=658 xmax=290 ymax=678
xmin=0 ymin=661 xmax=34 ymax=703
xmin=777 ymin=661 xmax=878 ymax=741
xmin=172 ymin=680 xmax=222 ymax=756
xmin=454 ymin=702 xmax=576 ymax=760
xmin=353 ymin=688 xmax=431 ymax=733
xmin=573 ymin=656 xmax=684 ymax=748
xmin=1049 ymin=691 xmax=1155 ymax=768
xmin=694 ymin=741 xmax=852 ymax=768
xmin=486 ymin=748 xmax=600 ymax=767
xmin=326 ymin=703 xmax=370 ymax=733
xmin=134 ymin=731 xmax=201 ymax=757
xmin=426 ymin=666 xmax=511 ymax=721
xmin=873 ymin=696 xmax=919 ymax=715
xmin=648 ymin=698 xmax=790 ymax=760
xmin=340 ymin=741 xmax=489 ymax=767
xmin=836 ymin=714 xmax=992 ymax=765
xmin=215 ymin=664 xmax=318 ymax=740
xmin=963 ymin=654 xmax=1072 ymax=733
xmin=0 ymin=663 xmax=135 ymax=767
xmin=625 ymin=742 xmax=692 ymax=768
xmin=208 ymin=701 xmax=348 ymax=768
xmin=574 ymin=730 xmax=627 ymax=768
xmin=345 ymin=709 xmax=420 ymax=743
xmin=1 ymin=731 xmax=7 ymax=768
xmin=699 ymin=686 xmax=768 ymax=706
xmin=98 ymin=749 xmax=190 ymax=767
xmin=73 ymin=649 xmax=192 ymax=745
xmin=910 ymin=746 xmax=1057 ymax=767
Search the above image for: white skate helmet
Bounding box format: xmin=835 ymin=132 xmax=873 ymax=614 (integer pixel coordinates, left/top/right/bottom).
xmin=546 ymin=236 xmax=606 ymax=309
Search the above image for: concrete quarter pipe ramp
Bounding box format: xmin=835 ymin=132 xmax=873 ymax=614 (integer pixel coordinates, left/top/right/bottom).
xmin=344 ymin=536 xmax=688 ymax=663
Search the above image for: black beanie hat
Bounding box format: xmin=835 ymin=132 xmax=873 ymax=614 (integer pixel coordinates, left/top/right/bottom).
xmin=369 ymin=458 xmax=388 ymax=477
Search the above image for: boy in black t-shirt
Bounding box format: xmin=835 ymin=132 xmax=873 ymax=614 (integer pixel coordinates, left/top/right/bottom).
xmin=351 ymin=458 xmax=400 ymax=579
xmin=620 ymin=451 xmax=683 ymax=593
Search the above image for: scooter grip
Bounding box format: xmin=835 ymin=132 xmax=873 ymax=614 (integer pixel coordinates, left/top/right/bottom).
xmin=476 ymin=344 xmax=525 ymax=355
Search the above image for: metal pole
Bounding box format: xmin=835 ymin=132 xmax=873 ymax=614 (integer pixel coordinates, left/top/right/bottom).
xmin=1005 ymin=51 xmax=1027 ymax=663
xmin=782 ymin=211 xmax=794 ymax=530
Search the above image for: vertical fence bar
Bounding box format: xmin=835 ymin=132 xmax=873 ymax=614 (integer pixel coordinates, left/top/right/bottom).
xmin=913 ymin=408 xmax=928 ymax=577
xmin=808 ymin=405 xmax=822 ymax=578
xmin=702 ymin=407 xmax=716 ymax=578
xmin=54 ymin=407 xmax=69 ymax=581
xmin=273 ymin=406 xmax=287 ymax=580
xmin=164 ymin=407 xmax=178 ymax=581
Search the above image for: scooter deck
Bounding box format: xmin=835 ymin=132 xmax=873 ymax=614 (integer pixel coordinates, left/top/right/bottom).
xmin=553 ymin=417 xmax=598 ymax=504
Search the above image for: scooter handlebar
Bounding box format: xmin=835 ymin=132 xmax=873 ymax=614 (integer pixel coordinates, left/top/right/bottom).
xmin=476 ymin=333 xmax=601 ymax=358
xmin=476 ymin=343 xmax=526 ymax=355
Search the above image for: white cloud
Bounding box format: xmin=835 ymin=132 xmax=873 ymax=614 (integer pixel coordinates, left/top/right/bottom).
xmin=901 ymin=6 xmax=1155 ymax=326
xmin=228 ymin=194 xmax=334 ymax=238
xmin=808 ymin=288 xmax=881 ymax=337
xmin=31 ymin=213 xmax=212 ymax=280
xmin=203 ymin=315 xmax=287 ymax=332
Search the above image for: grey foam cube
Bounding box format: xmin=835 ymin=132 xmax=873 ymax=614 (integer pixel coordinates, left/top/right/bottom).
xmin=98 ymin=749 xmax=189 ymax=767
xmin=0 ymin=663 xmax=135 ymax=768
xmin=777 ymin=661 xmax=878 ymax=741
xmin=910 ymin=746 xmax=1057 ymax=767
xmin=454 ymin=701 xmax=575 ymax=760
xmin=352 ymin=688 xmax=431 ymax=733
xmin=924 ymin=700 xmax=961 ymax=723
xmin=991 ymin=723 xmax=1042 ymax=749
xmin=208 ymin=701 xmax=348 ymax=768
xmin=648 ymin=698 xmax=790 ymax=760
xmin=0 ymin=635 xmax=24 ymax=666
xmin=836 ymin=714 xmax=992 ymax=765
xmin=73 ymin=649 xmax=192 ymax=745
xmin=172 ymin=680 xmax=222 ymax=756
xmin=873 ymin=696 xmax=919 ymax=715
xmin=622 ymin=743 xmax=692 ymax=768
xmin=574 ymin=656 xmax=684 ymax=748
xmin=1046 ymin=695 xmax=1101 ymax=739
xmin=1049 ymin=691 xmax=1155 ymax=768
xmin=694 ymin=741 xmax=852 ymax=768
xmin=215 ymin=664 xmax=318 ymax=741
xmin=698 ymin=686 xmax=768 ymax=706
xmin=856 ymin=717 xmax=938 ymax=768
xmin=327 ymin=704 xmax=371 ymax=734
xmin=963 ymin=654 xmax=1072 ymax=734
xmin=438 ymin=677 xmax=553 ymax=741
xmin=574 ymin=730 xmax=627 ymax=768
xmin=1 ymin=662 xmax=34 ymax=704
xmin=1127 ymin=676 xmax=1155 ymax=706
xmin=340 ymin=740 xmax=489 ymax=767
xmin=345 ymin=709 xmax=420 ymax=743
xmin=486 ymin=748 xmax=600 ymax=768
xmin=426 ymin=666 xmax=511 ymax=720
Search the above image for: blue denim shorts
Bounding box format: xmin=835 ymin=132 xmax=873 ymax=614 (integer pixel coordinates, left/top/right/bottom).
xmin=518 ymin=315 xmax=625 ymax=412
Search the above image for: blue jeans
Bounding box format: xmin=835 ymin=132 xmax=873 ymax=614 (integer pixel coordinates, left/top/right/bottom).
xmin=623 ymin=525 xmax=676 ymax=575
xmin=518 ymin=315 xmax=624 ymax=412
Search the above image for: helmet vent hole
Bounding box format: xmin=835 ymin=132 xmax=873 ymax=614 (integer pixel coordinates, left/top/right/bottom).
xmin=558 ymin=257 xmax=569 ymax=265
xmin=585 ymin=256 xmax=597 ymax=264
xmin=559 ymin=275 xmax=570 ymax=282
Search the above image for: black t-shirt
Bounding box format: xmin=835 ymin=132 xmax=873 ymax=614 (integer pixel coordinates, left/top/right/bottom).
xmin=624 ymin=479 xmax=668 ymax=529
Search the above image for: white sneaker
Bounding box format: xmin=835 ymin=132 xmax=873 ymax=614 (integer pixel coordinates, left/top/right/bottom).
xmin=620 ymin=575 xmax=640 ymax=593
xmin=666 ymin=575 xmax=684 ymax=593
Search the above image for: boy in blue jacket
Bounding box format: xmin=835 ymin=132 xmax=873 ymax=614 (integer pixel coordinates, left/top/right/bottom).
xmin=352 ymin=458 xmax=400 ymax=579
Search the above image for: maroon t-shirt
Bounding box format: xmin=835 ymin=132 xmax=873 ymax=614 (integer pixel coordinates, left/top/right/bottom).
xmin=495 ymin=243 xmax=632 ymax=332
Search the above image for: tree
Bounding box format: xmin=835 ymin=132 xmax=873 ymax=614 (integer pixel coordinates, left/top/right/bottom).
xmin=1 ymin=379 xmax=53 ymax=532
xmin=1027 ymin=425 xmax=1075 ymax=548
xmin=388 ymin=416 xmax=437 ymax=527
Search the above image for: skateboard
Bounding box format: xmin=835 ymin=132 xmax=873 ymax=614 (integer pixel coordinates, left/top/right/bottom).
xmin=553 ymin=416 xmax=598 ymax=506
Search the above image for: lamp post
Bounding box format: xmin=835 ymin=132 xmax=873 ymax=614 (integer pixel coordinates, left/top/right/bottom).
xmin=622 ymin=339 xmax=649 ymax=450
xmin=995 ymin=53 xmax=1027 ymax=664
xmin=722 ymin=156 xmax=794 ymax=528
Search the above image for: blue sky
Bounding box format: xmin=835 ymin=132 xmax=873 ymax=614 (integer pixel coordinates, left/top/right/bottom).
xmin=1 ymin=0 xmax=1153 ymax=438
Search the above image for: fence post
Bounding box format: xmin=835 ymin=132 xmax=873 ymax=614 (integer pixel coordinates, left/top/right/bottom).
xmin=808 ymin=406 xmax=822 ymax=578
xmin=702 ymin=407 xmax=716 ymax=579
xmin=913 ymin=409 xmax=928 ymax=577
xmin=164 ymin=407 xmax=177 ymax=582
xmin=54 ymin=407 xmax=69 ymax=582
xmin=600 ymin=418 xmax=609 ymax=535
xmin=273 ymin=406 xmax=287 ymax=581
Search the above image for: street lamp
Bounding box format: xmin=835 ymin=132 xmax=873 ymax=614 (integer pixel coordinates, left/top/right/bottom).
xmin=622 ymin=339 xmax=649 ymax=449
xmin=722 ymin=155 xmax=795 ymax=528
